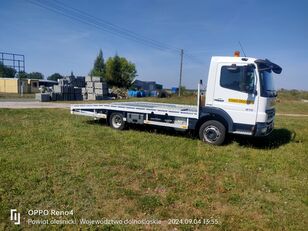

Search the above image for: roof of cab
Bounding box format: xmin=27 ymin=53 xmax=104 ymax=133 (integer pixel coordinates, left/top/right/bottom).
xmin=210 ymin=56 xmax=282 ymax=74
xmin=211 ymin=56 xmax=257 ymax=63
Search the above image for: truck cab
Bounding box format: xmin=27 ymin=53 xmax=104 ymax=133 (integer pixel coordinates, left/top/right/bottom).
xmin=198 ymin=54 xmax=282 ymax=144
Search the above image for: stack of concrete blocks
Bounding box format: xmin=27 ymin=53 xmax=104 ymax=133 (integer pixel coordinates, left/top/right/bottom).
xmin=83 ymin=76 xmax=108 ymax=100
xmin=35 ymin=93 xmax=51 ymax=102
xmin=36 ymin=76 xmax=85 ymax=102
xmin=72 ymin=76 xmax=86 ymax=88
xmin=51 ymin=78 xmax=83 ymax=101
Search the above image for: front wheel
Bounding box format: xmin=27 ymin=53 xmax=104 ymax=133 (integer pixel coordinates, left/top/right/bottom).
xmin=199 ymin=120 xmax=226 ymax=145
xmin=109 ymin=113 xmax=125 ymax=130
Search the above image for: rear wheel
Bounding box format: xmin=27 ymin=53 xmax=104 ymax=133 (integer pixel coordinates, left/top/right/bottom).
xmin=199 ymin=120 xmax=226 ymax=145
xmin=109 ymin=113 xmax=125 ymax=130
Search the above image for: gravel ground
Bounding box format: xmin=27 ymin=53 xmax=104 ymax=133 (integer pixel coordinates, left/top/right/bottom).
xmin=0 ymin=101 xmax=70 ymax=109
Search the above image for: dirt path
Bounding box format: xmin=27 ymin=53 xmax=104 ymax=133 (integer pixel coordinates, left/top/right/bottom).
xmin=0 ymin=101 xmax=70 ymax=109
xmin=276 ymin=113 xmax=308 ymax=117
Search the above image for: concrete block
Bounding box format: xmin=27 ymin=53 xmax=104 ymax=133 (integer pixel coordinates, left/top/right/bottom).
xmin=95 ymin=95 xmax=104 ymax=100
xmin=68 ymin=86 xmax=74 ymax=94
xmin=35 ymin=93 xmax=50 ymax=102
xmin=86 ymin=82 xmax=94 ymax=88
xmin=75 ymin=76 xmax=85 ymax=87
xmin=94 ymin=89 xmax=104 ymax=95
xmin=53 ymin=85 xmax=61 ymax=93
xmin=87 ymin=93 xmax=95 ymax=100
xmin=42 ymin=94 xmax=51 ymax=102
xmin=85 ymin=76 xmax=92 ymax=82
xmin=56 ymin=93 xmax=63 ymax=101
xmin=74 ymin=87 xmax=82 ymax=94
xmin=74 ymin=94 xmax=83 ymax=101
xmin=86 ymin=87 xmax=94 ymax=93
xmin=58 ymin=79 xmax=69 ymax=86
xmin=92 ymin=76 xmax=101 ymax=82
xmin=96 ymin=89 xmax=108 ymax=96
xmin=51 ymin=93 xmax=57 ymax=101
xmin=94 ymin=82 xmax=107 ymax=89
xmin=35 ymin=93 xmax=41 ymax=101
xmin=61 ymin=86 xmax=67 ymax=94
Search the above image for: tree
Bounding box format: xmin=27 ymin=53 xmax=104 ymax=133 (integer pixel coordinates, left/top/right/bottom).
xmin=105 ymin=55 xmax=137 ymax=88
xmin=16 ymin=71 xmax=28 ymax=79
xmin=105 ymin=55 xmax=122 ymax=87
xmin=90 ymin=49 xmax=105 ymax=78
xmin=28 ymin=72 xmax=44 ymax=79
xmin=47 ymin=73 xmax=63 ymax=81
xmin=0 ymin=62 xmax=16 ymax=78
xmin=119 ymin=57 xmax=137 ymax=88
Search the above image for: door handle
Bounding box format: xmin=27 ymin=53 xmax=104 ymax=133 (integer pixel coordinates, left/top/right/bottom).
xmin=214 ymin=98 xmax=224 ymax=102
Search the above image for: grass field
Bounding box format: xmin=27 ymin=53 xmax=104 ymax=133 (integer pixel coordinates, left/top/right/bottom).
xmin=0 ymin=103 xmax=307 ymax=230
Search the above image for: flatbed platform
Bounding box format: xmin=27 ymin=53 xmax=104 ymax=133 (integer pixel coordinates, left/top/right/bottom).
xmin=71 ymin=101 xmax=198 ymax=118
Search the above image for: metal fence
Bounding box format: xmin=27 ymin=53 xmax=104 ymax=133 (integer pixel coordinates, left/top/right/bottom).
xmin=0 ymin=51 xmax=25 ymax=72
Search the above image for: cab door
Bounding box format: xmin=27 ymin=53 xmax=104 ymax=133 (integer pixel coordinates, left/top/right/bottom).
xmin=212 ymin=63 xmax=259 ymax=127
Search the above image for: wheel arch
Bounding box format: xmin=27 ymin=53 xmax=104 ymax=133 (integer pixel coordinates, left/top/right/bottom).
xmin=196 ymin=107 xmax=233 ymax=133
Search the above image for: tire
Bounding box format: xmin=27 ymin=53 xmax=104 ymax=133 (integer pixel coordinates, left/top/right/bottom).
xmin=199 ymin=120 xmax=226 ymax=145
xmin=109 ymin=113 xmax=125 ymax=130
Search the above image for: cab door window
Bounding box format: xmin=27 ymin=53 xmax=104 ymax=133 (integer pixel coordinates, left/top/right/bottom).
xmin=220 ymin=65 xmax=255 ymax=93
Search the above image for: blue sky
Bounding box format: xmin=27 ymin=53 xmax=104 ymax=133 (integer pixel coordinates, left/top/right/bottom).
xmin=0 ymin=0 xmax=307 ymax=89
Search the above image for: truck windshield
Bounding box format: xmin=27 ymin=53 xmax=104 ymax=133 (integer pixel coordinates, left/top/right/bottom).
xmin=259 ymin=70 xmax=276 ymax=97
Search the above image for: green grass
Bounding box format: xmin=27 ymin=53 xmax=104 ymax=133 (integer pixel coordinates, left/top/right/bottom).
xmin=274 ymin=89 xmax=308 ymax=114
xmin=275 ymin=100 xmax=308 ymax=114
xmin=277 ymin=89 xmax=308 ymax=101
xmin=0 ymin=107 xmax=307 ymax=230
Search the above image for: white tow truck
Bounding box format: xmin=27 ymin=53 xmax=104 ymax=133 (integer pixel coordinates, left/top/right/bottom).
xmin=71 ymin=53 xmax=282 ymax=145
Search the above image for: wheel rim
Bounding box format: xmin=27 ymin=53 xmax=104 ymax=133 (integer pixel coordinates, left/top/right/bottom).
xmin=112 ymin=115 xmax=122 ymax=128
xmin=203 ymin=125 xmax=221 ymax=143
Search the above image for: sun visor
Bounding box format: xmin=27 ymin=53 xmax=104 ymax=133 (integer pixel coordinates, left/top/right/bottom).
xmin=255 ymin=59 xmax=282 ymax=74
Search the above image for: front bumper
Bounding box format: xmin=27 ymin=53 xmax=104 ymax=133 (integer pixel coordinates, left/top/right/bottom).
xmin=254 ymin=121 xmax=274 ymax=136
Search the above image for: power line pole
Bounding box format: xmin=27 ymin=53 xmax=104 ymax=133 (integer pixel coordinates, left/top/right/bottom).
xmin=178 ymin=49 xmax=184 ymax=96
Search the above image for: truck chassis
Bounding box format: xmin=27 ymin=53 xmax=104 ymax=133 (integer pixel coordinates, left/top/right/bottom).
xmin=71 ymin=101 xmax=199 ymax=130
